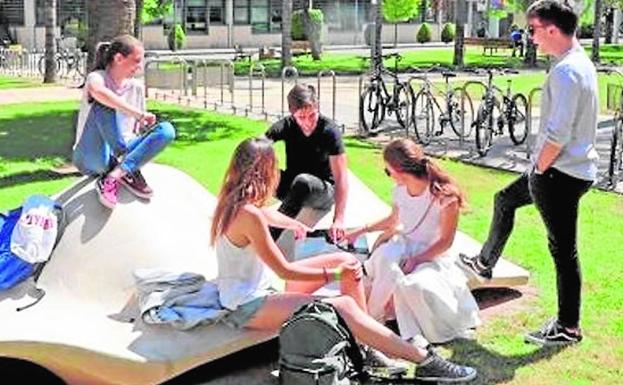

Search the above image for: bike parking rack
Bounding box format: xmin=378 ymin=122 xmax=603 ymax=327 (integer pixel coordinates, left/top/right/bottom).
xmin=317 ymin=70 xmax=337 ymax=122
xmin=455 ymin=80 xmax=488 ymax=149
xmin=144 ymin=56 xmax=187 ymax=103
xmin=248 ymin=62 xmax=266 ymax=118
xmin=281 ymin=66 xmax=299 ymax=117
xmin=526 ymin=87 xmax=543 ymax=159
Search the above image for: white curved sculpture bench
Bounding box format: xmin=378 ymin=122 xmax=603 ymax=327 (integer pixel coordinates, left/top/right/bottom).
xmin=0 ymin=164 xmax=528 ymax=385
xmin=0 ymin=164 xmax=273 ymax=385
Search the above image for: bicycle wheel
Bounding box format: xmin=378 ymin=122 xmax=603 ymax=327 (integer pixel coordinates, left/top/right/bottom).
xmin=475 ymin=103 xmax=495 ymax=156
xmin=449 ymin=87 xmax=474 ymax=139
xmin=359 ymin=83 xmax=386 ymax=135
xmin=394 ymin=82 xmax=415 ymax=131
xmin=609 ymin=116 xmax=623 ymax=186
xmin=412 ymin=89 xmax=435 ymax=145
xmin=508 ymin=93 xmax=529 ymax=145
xmin=38 ymin=55 xmax=61 ymax=76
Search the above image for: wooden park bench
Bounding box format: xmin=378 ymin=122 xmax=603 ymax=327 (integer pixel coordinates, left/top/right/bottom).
xmin=291 ymin=40 xmax=312 ymax=56
xmin=233 ymin=44 xmax=252 ymax=62
xmin=464 ymin=37 xmax=514 ymax=56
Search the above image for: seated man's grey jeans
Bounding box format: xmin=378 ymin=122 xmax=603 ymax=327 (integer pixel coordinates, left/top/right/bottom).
xmin=270 ymin=172 xmax=335 ymax=240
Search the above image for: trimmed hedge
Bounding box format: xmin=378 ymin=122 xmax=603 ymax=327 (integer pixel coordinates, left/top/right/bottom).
xmin=441 ymin=23 xmax=455 ymax=43
xmin=417 ymin=23 xmax=432 ymax=43
xmin=292 ymin=9 xmax=324 ymax=40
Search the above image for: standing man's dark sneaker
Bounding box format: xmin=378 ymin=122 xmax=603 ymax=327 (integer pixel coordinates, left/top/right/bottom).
xmin=414 ymin=351 xmax=477 ymax=383
xmin=458 ymin=253 xmax=493 ymax=280
xmin=120 ymin=170 xmax=154 ymax=199
xmin=524 ymin=318 xmax=583 ymax=346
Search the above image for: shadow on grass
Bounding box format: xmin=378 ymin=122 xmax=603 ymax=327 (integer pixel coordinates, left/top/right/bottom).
xmin=0 ymin=103 xmax=263 ymax=177
xmin=447 ymin=339 xmax=567 ymax=385
xmin=0 ymin=169 xmax=81 ymax=189
xmin=0 ymin=109 xmax=77 ymax=161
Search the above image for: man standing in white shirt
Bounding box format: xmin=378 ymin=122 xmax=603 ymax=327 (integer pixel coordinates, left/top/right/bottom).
xmin=460 ymin=0 xmax=598 ymax=346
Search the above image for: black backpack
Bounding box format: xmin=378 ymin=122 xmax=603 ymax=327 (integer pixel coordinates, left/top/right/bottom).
xmin=278 ymin=301 xmax=365 ymax=385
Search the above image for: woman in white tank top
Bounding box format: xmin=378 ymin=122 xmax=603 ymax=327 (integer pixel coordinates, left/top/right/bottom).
xmin=345 ymin=139 xmax=480 ymax=347
xmin=210 ymin=137 xmax=476 ymax=382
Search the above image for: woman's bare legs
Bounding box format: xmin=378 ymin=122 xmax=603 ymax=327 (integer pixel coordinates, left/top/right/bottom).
xmin=285 ymin=252 xmax=367 ymax=312
xmin=245 ymin=293 xmax=428 ymax=363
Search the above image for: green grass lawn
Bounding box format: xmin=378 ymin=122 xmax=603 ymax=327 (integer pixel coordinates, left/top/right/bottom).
xmin=0 ymin=76 xmax=46 ymax=89
xmin=232 ymin=47 xmax=551 ymax=77
xmin=0 ymin=101 xmax=621 ymax=384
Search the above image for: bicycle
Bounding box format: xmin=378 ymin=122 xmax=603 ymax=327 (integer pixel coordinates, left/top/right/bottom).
xmin=469 ymin=68 xmax=529 ymax=156
xmin=598 ymin=67 xmax=623 ymax=187
xmin=410 ymin=66 xmax=474 ymax=145
xmin=38 ymin=49 xmax=86 ymax=78
xmin=359 ymin=53 xmax=415 ymax=136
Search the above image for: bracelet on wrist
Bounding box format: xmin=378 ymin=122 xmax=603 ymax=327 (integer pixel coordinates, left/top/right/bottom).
xmin=333 ymin=267 xmax=343 ymax=282
xmin=322 ymin=267 xmax=329 ymax=283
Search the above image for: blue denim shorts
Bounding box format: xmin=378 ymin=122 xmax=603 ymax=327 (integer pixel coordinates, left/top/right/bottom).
xmin=221 ymin=296 xmax=268 ymax=329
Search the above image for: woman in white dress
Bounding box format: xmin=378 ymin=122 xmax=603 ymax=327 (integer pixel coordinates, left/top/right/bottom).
xmin=346 ymin=138 xmax=480 ymax=347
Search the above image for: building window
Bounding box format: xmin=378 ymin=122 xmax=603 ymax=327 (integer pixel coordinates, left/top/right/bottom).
xmin=1 ymin=0 xmax=24 ymax=25
xmin=185 ymin=0 xmax=207 ymax=32
xmin=35 ymin=0 xmax=86 ymax=27
xmin=234 ymin=0 xmax=281 ymax=33
xmin=208 ymin=0 xmax=225 ymax=24
xmin=234 ymin=0 xmax=249 ymax=25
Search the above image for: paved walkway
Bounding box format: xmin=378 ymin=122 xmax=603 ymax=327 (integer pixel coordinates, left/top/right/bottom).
xmin=1 ymin=72 xmax=620 ymax=195
xmin=149 ymin=73 xmax=623 ymax=194
xmin=0 ymin=85 xmax=81 ymax=105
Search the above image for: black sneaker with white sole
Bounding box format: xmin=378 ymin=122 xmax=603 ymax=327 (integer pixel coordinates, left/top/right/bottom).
xmin=458 ymin=253 xmax=493 ymax=280
xmin=414 ymin=351 xmax=477 ymax=383
xmin=524 ymin=318 xmax=583 ymax=346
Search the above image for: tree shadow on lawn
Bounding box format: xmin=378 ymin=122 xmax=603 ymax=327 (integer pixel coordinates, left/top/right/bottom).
xmin=0 ymin=105 xmax=262 ymax=190
xmin=153 ymin=107 xmax=266 ymax=145
xmin=0 ymin=109 xmax=77 ymax=161
xmin=446 ymin=339 xmax=567 ymax=385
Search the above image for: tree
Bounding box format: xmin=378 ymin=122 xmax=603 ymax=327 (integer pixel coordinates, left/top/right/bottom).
xmin=87 ymin=0 xmax=136 ymax=70
xmin=371 ymin=0 xmax=383 ymax=72
xmin=593 ymin=0 xmax=603 ymax=63
xmin=301 ymin=4 xmax=323 ymax=60
xmin=453 ymin=0 xmax=466 ymax=67
xmin=134 ymin=0 xmax=144 ymax=38
xmin=142 ymin=0 xmax=173 ymax=24
xmin=282 ymin=0 xmax=293 ymax=68
xmin=43 ymin=0 xmax=57 ymax=83
xmin=382 ymin=0 xmax=420 ymax=47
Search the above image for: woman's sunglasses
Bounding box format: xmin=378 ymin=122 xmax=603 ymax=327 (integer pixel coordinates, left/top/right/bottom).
xmin=384 ymin=167 xmax=391 ymax=177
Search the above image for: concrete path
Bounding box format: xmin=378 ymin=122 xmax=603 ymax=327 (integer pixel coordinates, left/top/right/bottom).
xmin=0 ymin=85 xmax=81 ymax=105
xmin=149 ymin=73 xmax=623 ymax=194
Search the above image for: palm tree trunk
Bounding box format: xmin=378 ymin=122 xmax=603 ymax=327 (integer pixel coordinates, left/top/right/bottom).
xmin=87 ymin=0 xmax=136 ymax=70
xmin=592 ymin=0 xmax=602 ymax=63
xmin=371 ymin=0 xmax=383 ymax=72
xmin=281 ymin=0 xmax=293 ymax=68
xmin=44 ymin=0 xmax=57 ymax=83
xmin=604 ymin=6 xmax=613 ymax=45
xmin=453 ymin=0 xmax=465 ymax=67
xmin=134 ymin=0 xmax=144 ymax=38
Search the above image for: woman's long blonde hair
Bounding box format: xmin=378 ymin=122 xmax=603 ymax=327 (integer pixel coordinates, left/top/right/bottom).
xmin=383 ymin=138 xmax=466 ymax=208
xmin=210 ymin=137 xmax=279 ymax=245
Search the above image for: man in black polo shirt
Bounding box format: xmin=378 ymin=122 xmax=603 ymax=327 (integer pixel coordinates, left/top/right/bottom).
xmin=266 ymin=84 xmax=349 ymax=241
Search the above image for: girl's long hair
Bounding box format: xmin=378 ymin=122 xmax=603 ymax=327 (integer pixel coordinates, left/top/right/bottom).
xmin=383 ymin=138 xmax=466 ymax=208
xmin=93 ymin=34 xmax=141 ymax=71
xmin=210 ymin=137 xmax=279 ymax=245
